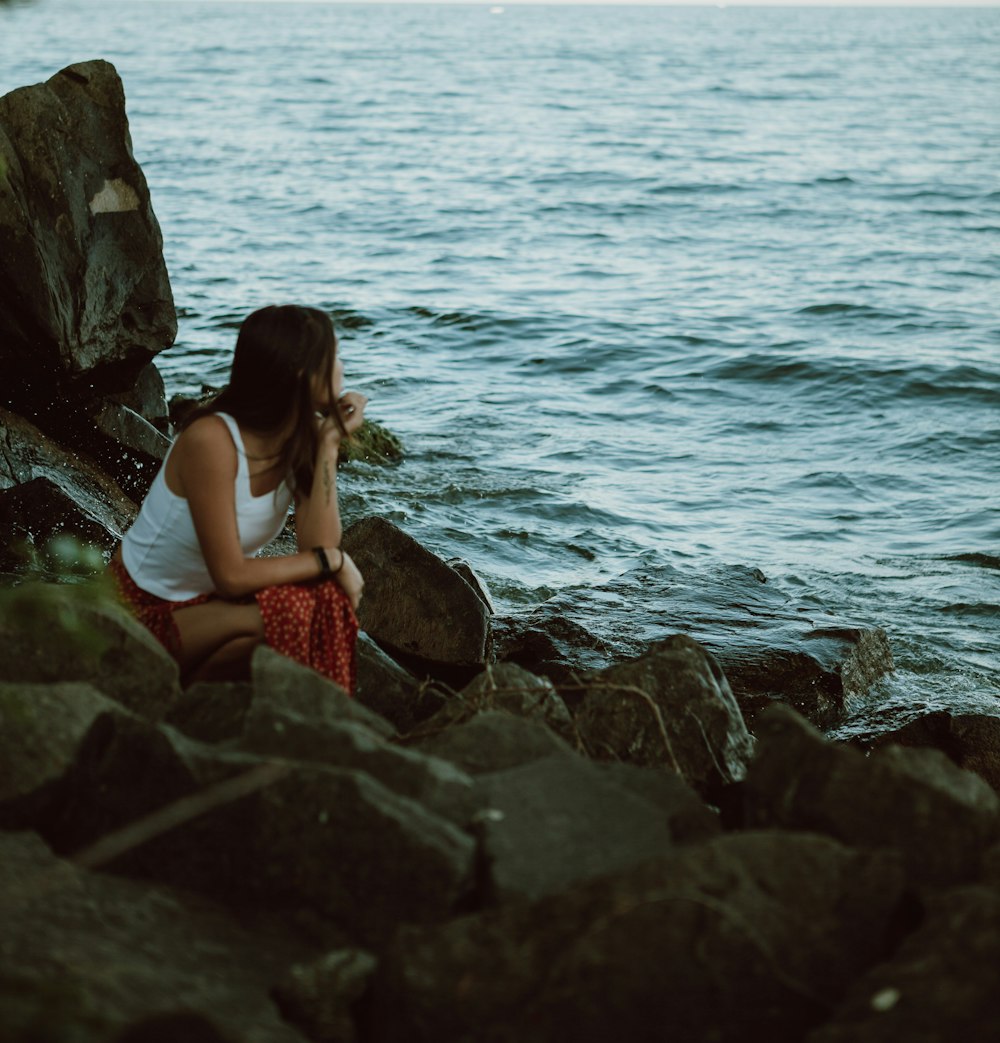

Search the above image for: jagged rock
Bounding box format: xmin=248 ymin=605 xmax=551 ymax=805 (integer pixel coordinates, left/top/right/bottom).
xmin=110 ymin=361 xmax=169 ymax=432
xmin=273 ymin=949 xmax=377 ymax=1043
xmin=342 ymin=516 xmax=491 ymax=678
xmin=806 ymin=886 xmax=1000 ymax=1043
xmin=252 ymin=645 xmax=395 ymax=739
xmin=472 ymin=752 xmax=718 ymax=902
xmin=369 ymin=832 xmax=906 ymax=1043
xmin=0 ymin=405 xmax=136 ymax=559
xmin=0 ymin=60 xmax=175 ymax=409
xmin=238 ymin=705 xmax=476 ymax=827
xmin=339 ymin=419 xmax=403 ymax=465
xmin=0 ymin=581 xmax=180 ymax=719
xmin=412 ymin=711 xmax=574 ymax=775
xmin=0 ymin=832 xmax=314 ymax=1043
xmin=165 ymin=681 xmax=254 ymax=743
xmin=420 ymin=663 xmax=576 ymax=747
xmin=864 ymin=710 xmax=1000 ymax=793
xmin=0 ymin=681 xmax=120 ymax=821
xmin=43 ymin=713 xmax=475 ymax=947
xmin=496 ymin=561 xmax=892 ymax=728
xmin=446 ymin=558 xmax=495 ymax=614
xmin=745 ymin=704 xmax=1000 ymax=887
xmin=89 ymin=400 xmax=170 ymax=499
xmin=573 ymin=634 xmax=755 ymax=796
xmin=355 ymin=632 xmax=445 ymax=733
xmin=0 ymin=476 xmax=116 ymax=571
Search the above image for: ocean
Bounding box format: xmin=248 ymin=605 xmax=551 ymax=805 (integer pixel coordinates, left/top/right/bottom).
xmin=2 ymin=0 xmax=998 ymax=735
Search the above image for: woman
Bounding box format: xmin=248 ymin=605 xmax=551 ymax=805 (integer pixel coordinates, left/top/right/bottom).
xmin=110 ymin=304 xmax=366 ymax=692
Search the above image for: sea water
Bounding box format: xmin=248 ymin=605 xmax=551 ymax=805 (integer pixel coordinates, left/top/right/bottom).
xmin=2 ymin=0 xmax=998 ymax=734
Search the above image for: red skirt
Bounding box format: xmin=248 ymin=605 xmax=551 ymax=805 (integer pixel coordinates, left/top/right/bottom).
xmin=108 ymin=558 xmax=358 ymax=694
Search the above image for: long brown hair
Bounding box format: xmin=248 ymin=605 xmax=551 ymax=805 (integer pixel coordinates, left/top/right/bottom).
xmin=183 ymin=305 xmax=344 ymax=496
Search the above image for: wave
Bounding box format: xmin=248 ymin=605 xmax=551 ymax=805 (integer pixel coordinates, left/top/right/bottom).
xmin=944 ymin=553 xmax=1000 ymax=571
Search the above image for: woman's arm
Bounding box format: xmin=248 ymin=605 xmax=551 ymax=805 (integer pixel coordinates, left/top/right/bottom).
xmin=294 ymin=390 xmax=368 ymax=551
xmin=179 ymin=417 xmax=325 ymax=599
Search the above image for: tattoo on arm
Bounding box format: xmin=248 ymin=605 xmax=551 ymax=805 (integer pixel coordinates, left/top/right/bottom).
xmin=323 ymin=459 xmax=333 ymax=506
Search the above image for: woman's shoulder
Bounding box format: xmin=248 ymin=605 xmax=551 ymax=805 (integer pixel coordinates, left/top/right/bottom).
xmin=175 ymin=414 xmax=239 ymax=466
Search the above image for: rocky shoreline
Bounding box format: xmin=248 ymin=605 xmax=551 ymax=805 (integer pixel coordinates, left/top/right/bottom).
xmin=3 ymin=60 xmax=1000 ymax=1042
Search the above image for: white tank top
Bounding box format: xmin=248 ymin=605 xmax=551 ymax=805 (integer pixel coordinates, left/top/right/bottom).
xmin=121 ymin=412 xmax=293 ymax=600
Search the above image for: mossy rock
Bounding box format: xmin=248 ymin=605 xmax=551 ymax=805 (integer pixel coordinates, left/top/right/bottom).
xmin=339 ymin=419 xmax=403 ymax=465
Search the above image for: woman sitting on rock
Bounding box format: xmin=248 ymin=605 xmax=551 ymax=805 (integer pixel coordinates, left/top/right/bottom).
xmin=110 ymin=304 xmax=366 ymax=692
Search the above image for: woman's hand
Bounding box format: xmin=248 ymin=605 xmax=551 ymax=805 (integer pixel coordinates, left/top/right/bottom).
xmin=333 ymin=549 xmax=364 ymax=612
xmin=317 ymin=391 xmax=368 ymax=445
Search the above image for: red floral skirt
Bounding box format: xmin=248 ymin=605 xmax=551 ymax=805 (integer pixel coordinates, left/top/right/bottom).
xmin=108 ymin=558 xmax=358 ymax=694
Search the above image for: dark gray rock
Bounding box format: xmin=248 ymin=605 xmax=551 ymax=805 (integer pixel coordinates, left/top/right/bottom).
xmin=412 ymin=710 xmax=574 ymax=775
xmin=0 ymin=831 xmax=314 ymax=1043
xmin=473 ymin=752 xmax=718 ymax=902
xmin=420 ymin=662 xmax=577 ymax=747
xmin=0 ymin=60 xmax=175 ymax=407
xmin=355 ymin=631 xmax=445 ymax=733
xmin=89 ymin=400 xmax=171 ymax=499
xmin=164 ymin=680 xmax=254 ymax=743
xmin=0 ymin=581 xmax=181 ymax=719
xmin=273 ymin=949 xmax=377 ymax=1043
xmin=806 ymin=885 xmax=1000 ymax=1043
xmin=0 ymin=681 xmax=119 ymax=816
xmin=0 ymin=405 xmax=136 ymax=554
xmin=496 ymin=561 xmax=893 ymax=729
xmin=110 ymin=361 xmax=169 ymax=432
xmin=252 ymin=644 xmax=395 ymax=739
xmin=745 ymin=703 xmax=1000 ymax=887
xmin=370 ymin=831 xmax=906 ymax=1043
xmin=342 ymin=516 xmax=491 ymax=676
xmin=864 ymin=710 xmax=1000 ymax=793
xmin=574 ymin=634 xmax=755 ymax=796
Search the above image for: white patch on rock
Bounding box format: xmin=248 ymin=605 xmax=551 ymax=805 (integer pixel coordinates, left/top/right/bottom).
xmin=870 ymin=987 xmax=901 ymax=1012
xmin=88 ymin=178 xmax=139 ymax=215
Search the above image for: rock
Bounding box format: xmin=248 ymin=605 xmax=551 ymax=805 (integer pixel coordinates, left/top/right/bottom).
xmin=573 ymin=634 xmax=755 ymax=797
xmin=370 ymin=831 xmax=906 ymax=1043
xmin=412 ymin=710 xmax=575 ymax=775
xmin=0 ymin=60 xmax=175 ymax=408
xmin=806 ymin=885 xmax=1000 ymax=1043
xmin=0 ymin=405 xmax=136 ymax=557
xmin=238 ymin=704 xmax=476 ymax=827
xmin=472 ymin=752 xmax=718 ymax=902
xmin=252 ymin=644 xmax=395 ymax=739
xmin=446 ymin=558 xmax=495 ymax=614
xmin=355 ymin=632 xmax=445 ymax=734
xmin=0 ymin=681 xmax=120 ymax=823
xmin=496 ymin=561 xmax=893 ymax=728
xmin=43 ymin=713 xmax=475 ymax=947
xmin=0 ymin=831 xmax=314 ymax=1043
xmin=339 ymin=419 xmax=403 ymax=465
xmin=0 ymin=476 xmax=117 ymax=571
xmin=164 ymin=680 xmax=254 ymax=743
xmin=342 ymin=516 xmax=491 ymax=677
xmin=273 ymin=949 xmax=377 ymax=1043
xmin=419 ymin=662 xmax=577 ymax=747
xmin=110 ymin=361 xmax=169 ymax=433
xmin=89 ymin=400 xmax=171 ymax=499
xmin=0 ymin=581 xmax=181 ymax=719
xmin=745 ymin=704 xmax=1000 ymax=887
xmin=864 ymin=710 xmax=1000 ymax=793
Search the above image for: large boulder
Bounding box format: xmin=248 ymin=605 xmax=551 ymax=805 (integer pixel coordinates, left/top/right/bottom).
xmin=806 ymin=885 xmax=1000 ymax=1043
xmin=369 ymin=832 xmax=906 ymax=1043
xmin=0 ymin=831 xmax=315 ymax=1043
xmin=863 ymin=710 xmax=1000 ymax=793
xmin=573 ymin=634 xmax=755 ymax=796
xmin=497 ymin=561 xmax=892 ymax=728
xmin=473 ymin=752 xmax=718 ymax=902
xmin=0 ymin=60 xmax=175 ymax=409
xmin=42 ymin=713 xmax=475 ymax=947
xmin=342 ymin=516 xmax=491 ymax=678
xmin=745 ymin=704 xmax=1000 ymax=887
xmin=0 ymin=581 xmax=181 ymax=719
xmin=355 ymin=632 xmax=446 ymax=733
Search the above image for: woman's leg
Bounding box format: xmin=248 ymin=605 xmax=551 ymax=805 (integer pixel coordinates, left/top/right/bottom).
xmin=172 ymin=600 xmax=265 ymax=680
